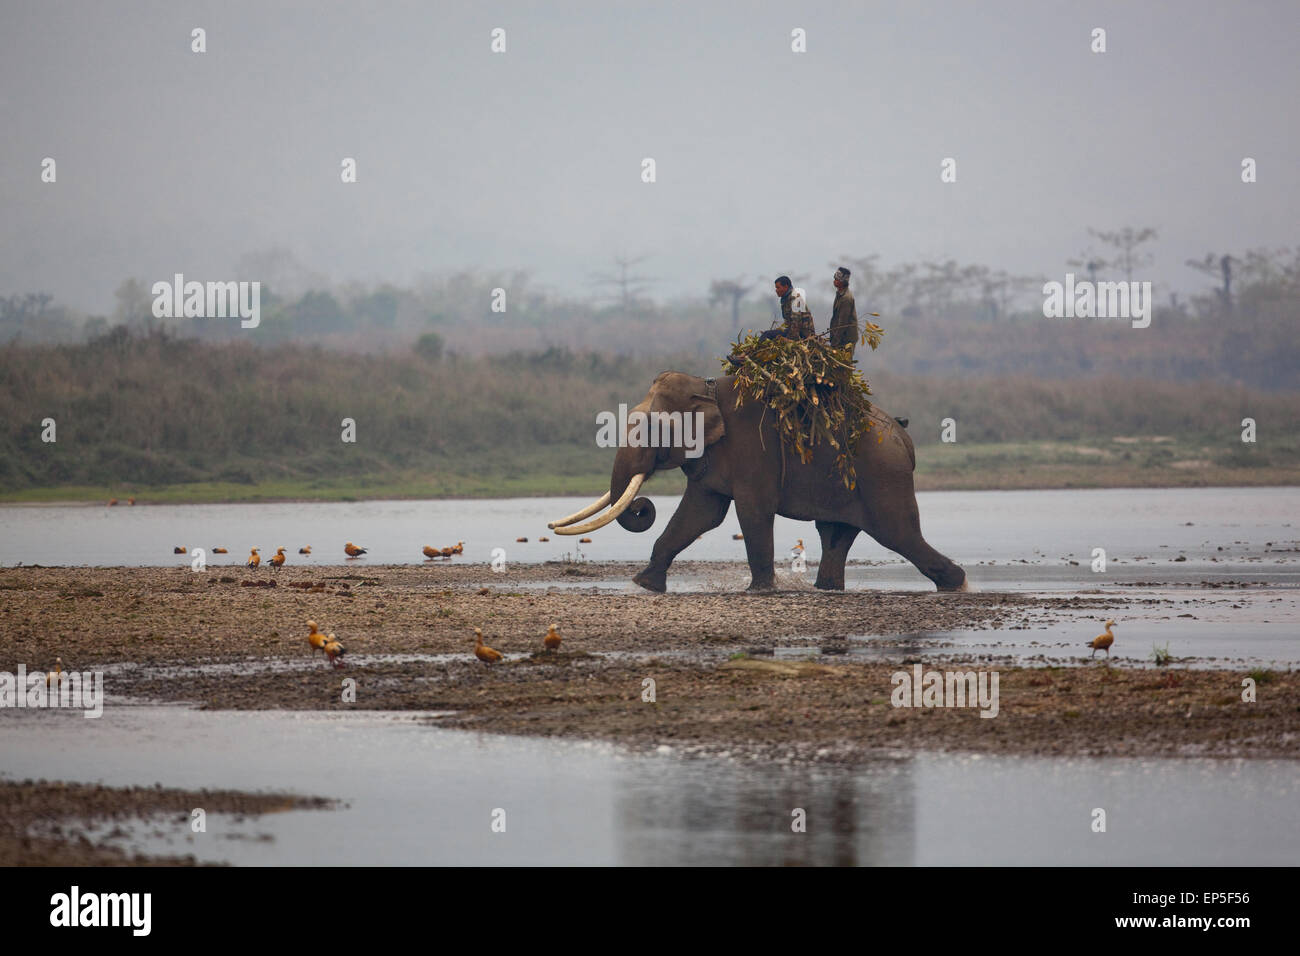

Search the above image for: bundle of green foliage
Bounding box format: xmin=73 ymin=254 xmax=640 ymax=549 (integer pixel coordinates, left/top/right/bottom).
xmin=723 ymin=323 xmax=885 ymax=489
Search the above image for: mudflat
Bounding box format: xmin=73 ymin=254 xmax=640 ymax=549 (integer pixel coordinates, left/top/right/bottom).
xmin=0 ymin=779 xmax=333 ymax=865
xmin=3 ymin=565 xmax=1294 ymax=765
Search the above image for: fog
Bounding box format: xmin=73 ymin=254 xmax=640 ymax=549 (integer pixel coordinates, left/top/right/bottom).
xmin=2 ymin=0 xmax=1296 ymax=311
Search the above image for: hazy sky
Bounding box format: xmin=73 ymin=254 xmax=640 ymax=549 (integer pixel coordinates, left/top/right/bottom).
xmin=2 ymin=0 xmax=1296 ymax=311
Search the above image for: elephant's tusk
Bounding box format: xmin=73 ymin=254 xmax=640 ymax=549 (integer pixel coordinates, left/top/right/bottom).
xmin=547 ymin=491 xmax=612 ymax=530
xmin=552 ymin=474 xmax=646 ymax=535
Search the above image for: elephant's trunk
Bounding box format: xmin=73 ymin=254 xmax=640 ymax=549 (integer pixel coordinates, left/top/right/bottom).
xmin=611 ymin=445 xmax=657 ymax=532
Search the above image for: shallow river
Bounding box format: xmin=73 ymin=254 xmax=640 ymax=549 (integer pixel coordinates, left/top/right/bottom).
xmin=2 ymin=487 xmax=1296 ymax=582
xmin=3 ymin=487 xmax=1297 ymax=864
xmin=3 ymin=706 xmax=1296 ymax=866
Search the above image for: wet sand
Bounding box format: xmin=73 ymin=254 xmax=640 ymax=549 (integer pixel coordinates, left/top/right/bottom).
xmin=0 ymin=779 xmax=333 ymax=865
xmin=3 ymin=564 xmax=1294 ymax=762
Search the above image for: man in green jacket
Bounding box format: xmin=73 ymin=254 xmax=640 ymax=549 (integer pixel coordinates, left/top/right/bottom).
xmin=828 ymin=266 xmax=859 ymax=359
xmin=775 ymin=275 xmax=815 ymax=340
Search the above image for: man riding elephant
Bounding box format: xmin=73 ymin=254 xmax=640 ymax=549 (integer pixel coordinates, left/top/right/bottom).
xmin=828 ymin=266 xmax=859 ymax=359
xmin=725 ymin=274 xmax=813 ymax=369
xmin=775 ymin=275 xmax=815 ymax=340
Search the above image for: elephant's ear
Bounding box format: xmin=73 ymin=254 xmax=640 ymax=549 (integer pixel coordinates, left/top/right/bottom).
xmin=688 ymin=390 xmax=726 ymax=448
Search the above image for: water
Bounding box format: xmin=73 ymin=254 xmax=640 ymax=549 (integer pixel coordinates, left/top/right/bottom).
xmin=3 ymin=706 xmax=1296 ymax=866
xmin=3 ymin=488 xmax=1297 ymax=664
xmin=2 ymin=487 xmax=1296 ymax=581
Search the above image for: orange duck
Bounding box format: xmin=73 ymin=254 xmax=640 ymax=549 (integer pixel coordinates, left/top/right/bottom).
xmin=1088 ymin=619 xmax=1116 ymax=659
xmin=474 ymin=628 xmax=503 ymax=664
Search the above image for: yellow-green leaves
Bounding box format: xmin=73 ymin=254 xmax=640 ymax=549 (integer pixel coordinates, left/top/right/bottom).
xmin=723 ymin=329 xmax=881 ymax=489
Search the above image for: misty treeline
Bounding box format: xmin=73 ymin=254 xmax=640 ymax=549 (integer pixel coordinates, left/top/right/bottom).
xmin=3 ymin=331 xmax=1295 ymax=491
xmin=3 ymin=240 xmax=1298 ymax=391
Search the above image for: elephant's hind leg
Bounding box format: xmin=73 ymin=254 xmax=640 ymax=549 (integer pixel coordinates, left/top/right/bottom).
xmin=865 ymin=508 xmax=966 ymax=591
xmin=814 ymin=520 xmax=858 ymax=590
xmin=633 ymin=483 xmax=730 ymax=593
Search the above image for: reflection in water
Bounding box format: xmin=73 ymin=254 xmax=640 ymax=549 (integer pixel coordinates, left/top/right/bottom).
xmin=616 ymin=761 xmax=916 ymax=866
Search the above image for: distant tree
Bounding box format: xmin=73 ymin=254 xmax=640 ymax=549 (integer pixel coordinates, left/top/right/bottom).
xmin=112 ymin=279 xmax=155 ymax=327
xmin=351 ymin=286 xmax=402 ymax=328
xmin=286 ymin=289 xmax=346 ymax=332
xmin=1185 ymin=252 xmax=1235 ymax=315
xmin=413 ymin=331 xmax=444 ymax=361
xmin=235 ymin=247 xmax=327 ymax=299
xmin=589 ymin=255 xmax=656 ymax=316
xmin=708 ymin=277 xmax=752 ymax=328
xmin=976 ymin=268 xmax=1041 ymax=320
xmin=916 ymin=259 xmax=979 ymax=315
xmin=1066 ymin=250 xmax=1107 ymax=284
xmin=0 ymin=292 xmax=54 ymax=324
xmin=1088 ymin=226 xmax=1159 ymax=283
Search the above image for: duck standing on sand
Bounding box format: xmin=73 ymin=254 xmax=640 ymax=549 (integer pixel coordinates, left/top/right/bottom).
xmin=1088 ymin=619 xmax=1116 ymax=659
xmin=46 ymin=657 xmax=63 ymax=689
xmin=474 ymin=628 xmax=503 ymax=664
xmin=306 ymin=620 xmax=328 ymax=655
xmin=543 ymin=624 xmax=562 ymax=652
xmin=246 ymin=548 xmax=260 ymax=568
xmin=324 ymin=634 xmax=346 ymax=667
xmin=270 ymin=547 xmax=287 ymax=569
xmin=345 ymin=542 xmax=367 ymax=557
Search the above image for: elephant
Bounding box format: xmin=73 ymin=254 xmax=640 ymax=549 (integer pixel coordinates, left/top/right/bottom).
xmin=549 ymin=371 xmax=968 ymax=593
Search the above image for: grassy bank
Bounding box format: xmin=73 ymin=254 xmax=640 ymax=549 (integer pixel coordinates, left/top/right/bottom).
xmin=3 ymin=333 xmax=1297 ymax=501
xmin=912 ymin=436 xmax=1300 ymax=491
xmin=2 ymin=438 xmax=1296 ymax=504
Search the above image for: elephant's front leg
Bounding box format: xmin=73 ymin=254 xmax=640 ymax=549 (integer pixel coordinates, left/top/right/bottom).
xmin=633 ymin=483 xmax=731 ymax=593
xmin=814 ymin=520 xmax=858 ymax=590
xmin=735 ymin=504 xmax=776 ymax=591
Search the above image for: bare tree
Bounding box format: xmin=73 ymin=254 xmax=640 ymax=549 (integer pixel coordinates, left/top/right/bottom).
xmin=0 ymin=292 xmax=54 ymax=323
xmin=1088 ymin=226 xmax=1159 ymax=283
xmin=589 ymin=255 xmax=656 ymax=315
xmin=1186 ymin=252 xmax=1236 ymax=315
xmin=708 ymin=277 xmax=752 ymax=329
xmin=1066 ymin=250 xmax=1107 ymax=284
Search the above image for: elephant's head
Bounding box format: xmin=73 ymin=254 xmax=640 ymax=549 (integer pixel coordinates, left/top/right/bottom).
xmin=549 ymin=371 xmax=726 ymax=535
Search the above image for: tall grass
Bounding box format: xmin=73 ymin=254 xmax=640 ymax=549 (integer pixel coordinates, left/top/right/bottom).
xmin=2 ymin=330 xmax=1297 ymax=491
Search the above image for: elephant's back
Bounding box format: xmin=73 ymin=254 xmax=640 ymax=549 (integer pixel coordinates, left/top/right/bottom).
xmin=864 ymin=403 xmax=915 ymax=470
